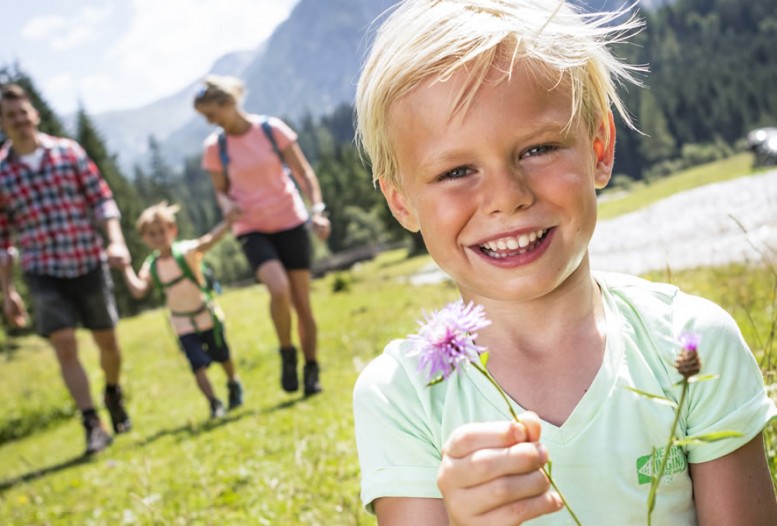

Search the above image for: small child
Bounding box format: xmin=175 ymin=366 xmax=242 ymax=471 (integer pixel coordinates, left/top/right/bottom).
xmin=353 ymin=1 xmax=777 ymax=524
xmin=122 ymin=201 xmax=242 ymax=418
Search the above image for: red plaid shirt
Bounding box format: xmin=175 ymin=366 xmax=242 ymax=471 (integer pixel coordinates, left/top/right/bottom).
xmin=0 ymin=133 xmax=120 ymax=278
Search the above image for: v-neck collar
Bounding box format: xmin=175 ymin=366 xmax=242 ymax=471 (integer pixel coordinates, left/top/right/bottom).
xmin=463 ymin=274 xmax=626 ymax=445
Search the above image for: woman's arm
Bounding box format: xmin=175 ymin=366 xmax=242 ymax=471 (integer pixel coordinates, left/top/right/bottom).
xmin=282 ymin=143 xmax=331 ymax=240
xmin=207 ymin=170 xmax=241 ymax=219
xmin=690 ymin=432 xmax=777 ymax=525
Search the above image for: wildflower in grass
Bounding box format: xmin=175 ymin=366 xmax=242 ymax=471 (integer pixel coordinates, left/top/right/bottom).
xmin=627 ymin=331 xmax=743 ymax=526
xmin=409 ymin=299 xmax=582 ymax=525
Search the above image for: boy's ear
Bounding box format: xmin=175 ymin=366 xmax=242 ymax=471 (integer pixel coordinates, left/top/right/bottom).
xmin=379 ymin=179 xmax=420 ymax=232
xmin=593 ymin=111 xmax=616 ymax=189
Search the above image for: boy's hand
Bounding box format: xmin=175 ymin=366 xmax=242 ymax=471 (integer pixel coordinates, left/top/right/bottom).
xmin=3 ymin=290 xmax=28 ymax=328
xmin=224 ymin=207 xmax=242 ymax=224
xmin=437 ymin=414 xmax=564 ymax=525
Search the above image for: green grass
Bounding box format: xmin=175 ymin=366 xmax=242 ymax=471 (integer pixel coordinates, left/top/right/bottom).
xmin=0 ymin=250 xmax=458 ymax=525
xmin=1 ymin=156 xmax=775 ymax=523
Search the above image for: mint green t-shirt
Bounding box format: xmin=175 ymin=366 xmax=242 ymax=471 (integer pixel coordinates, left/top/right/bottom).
xmin=353 ymin=272 xmax=776 ymax=524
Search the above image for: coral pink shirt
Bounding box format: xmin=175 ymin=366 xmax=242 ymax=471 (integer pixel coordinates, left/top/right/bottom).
xmin=202 ymin=115 xmax=308 ymax=236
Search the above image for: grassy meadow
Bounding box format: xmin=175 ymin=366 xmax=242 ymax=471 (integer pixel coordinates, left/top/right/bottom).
xmin=1 ymin=155 xmax=775 ymax=524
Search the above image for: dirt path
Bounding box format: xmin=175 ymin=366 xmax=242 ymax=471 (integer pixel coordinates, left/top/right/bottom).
xmin=589 ymin=169 xmax=777 ymax=274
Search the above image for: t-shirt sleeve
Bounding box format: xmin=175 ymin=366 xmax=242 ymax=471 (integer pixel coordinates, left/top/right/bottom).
xmin=267 ymin=117 xmax=298 ymax=152
xmin=201 ymin=134 xmax=222 ymax=174
xmin=352 ymin=340 xmax=444 ymax=513
xmin=677 ymin=294 xmax=777 ymax=463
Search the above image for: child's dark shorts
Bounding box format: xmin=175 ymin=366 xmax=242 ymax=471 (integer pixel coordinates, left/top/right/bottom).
xmin=24 ymin=264 xmax=118 ymax=337
xmin=177 ymin=328 xmax=231 ymax=372
xmin=238 ymin=222 xmax=311 ymax=273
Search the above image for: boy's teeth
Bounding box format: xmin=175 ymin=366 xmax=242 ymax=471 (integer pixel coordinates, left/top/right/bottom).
xmin=481 ymin=229 xmax=546 ymax=252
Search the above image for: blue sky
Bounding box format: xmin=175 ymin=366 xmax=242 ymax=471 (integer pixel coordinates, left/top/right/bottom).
xmin=1 ymin=0 xmax=299 ymax=115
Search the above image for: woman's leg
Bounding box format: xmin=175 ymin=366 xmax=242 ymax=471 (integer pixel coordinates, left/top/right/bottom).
xmin=287 ymin=269 xmax=316 ymax=362
xmin=257 ymin=260 xmax=293 ymax=348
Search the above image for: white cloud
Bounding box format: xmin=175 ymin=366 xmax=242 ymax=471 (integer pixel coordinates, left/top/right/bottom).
xmin=21 ymin=7 xmax=110 ymax=50
xmin=51 ymin=7 xmax=111 ymax=50
xmin=105 ymin=0 xmax=298 ymax=105
xmin=21 ymin=15 xmax=67 ymax=40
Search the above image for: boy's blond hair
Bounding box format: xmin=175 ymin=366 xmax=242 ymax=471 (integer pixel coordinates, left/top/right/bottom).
xmin=136 ymin=201 xmax=180 ymax=234
xmin=355 ymin=0 xmax=644 ymax=189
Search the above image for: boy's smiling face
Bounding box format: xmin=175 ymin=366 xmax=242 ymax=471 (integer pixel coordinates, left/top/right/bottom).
xmin=382 ymin=63 xmax=614 ymax=305
xmin=141 ymin=220 xmax=177 ymax=253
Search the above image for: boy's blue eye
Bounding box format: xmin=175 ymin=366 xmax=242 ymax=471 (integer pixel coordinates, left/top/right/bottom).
xmin=437 ymin=166 xmax=471 ymax=181
xmin=522 ymin=144 xmax=558 ymax=158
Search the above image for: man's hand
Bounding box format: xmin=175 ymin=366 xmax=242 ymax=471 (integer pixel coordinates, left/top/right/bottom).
xmin=105 ymin=241 xmax=131 ymax=269
xmin=3 ymin=290 xmax=28 ymax=328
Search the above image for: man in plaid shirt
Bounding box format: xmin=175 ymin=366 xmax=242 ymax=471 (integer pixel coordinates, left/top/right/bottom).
xmin=0 ymin=83 xmax=132 ymax=455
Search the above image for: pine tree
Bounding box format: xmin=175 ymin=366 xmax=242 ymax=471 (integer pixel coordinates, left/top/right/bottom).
xmin=75 ymin=107 xmax=149 ymax=315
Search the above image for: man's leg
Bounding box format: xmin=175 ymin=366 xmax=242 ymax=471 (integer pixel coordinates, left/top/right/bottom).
xmin=92 ymin=328 xmax=131 ymax=433
xmin=49 ymin=328 xmax=112 ymax=454
xmin=50 ymin=328 xmax=94 ymax=410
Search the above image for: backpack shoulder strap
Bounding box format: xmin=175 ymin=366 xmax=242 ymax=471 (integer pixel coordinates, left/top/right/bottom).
xmin=259 ymin=115 xmax=285 ymax=165
xmin=145 ymin=252 xmax=162 ymax=292
xmin=171 ymin=241 xmax=203 ymax=291
xmin=217 ymin=129 xmax=230 ymax=190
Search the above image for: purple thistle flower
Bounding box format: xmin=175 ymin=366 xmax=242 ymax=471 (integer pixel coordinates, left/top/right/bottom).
xmin=678 ymin=331 xmax=701 ymax=354
xmin=408 ymin=300 xmax=491 ymax=382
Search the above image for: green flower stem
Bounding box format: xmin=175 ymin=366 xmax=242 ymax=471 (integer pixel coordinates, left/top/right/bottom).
xmin=473 ymin=363 xmax=583 ymax=526
xmin=647 ymin=379 xmax=689 ymax=526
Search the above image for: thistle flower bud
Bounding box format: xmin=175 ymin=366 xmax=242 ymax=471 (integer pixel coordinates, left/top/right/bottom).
xmin=675 ymin=331 xmax=702 ymax=378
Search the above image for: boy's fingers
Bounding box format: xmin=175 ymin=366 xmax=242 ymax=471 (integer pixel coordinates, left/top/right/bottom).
xmin=440 ymin=440 xmax=549 ymax=491
xmin=444 ymin=415 xmax=543 ymax=459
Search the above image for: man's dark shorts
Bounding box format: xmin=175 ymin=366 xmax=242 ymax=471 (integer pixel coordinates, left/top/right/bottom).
xmin=177 ymin=328 xmax=231 ymax=372
xmin=238 ymin=222 xmax=312 ymax=274
xmin=24 ymin=264 xmax=118 ymax=337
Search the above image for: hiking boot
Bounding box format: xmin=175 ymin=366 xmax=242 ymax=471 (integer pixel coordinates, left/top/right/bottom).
xmin=104 ymin=387 xmax=132 ymax=434
xmin=210 ymin=398 xmax=226 ymax=418
xmin=303 ymin=361 xmax=322 ymax=396
xmin=280 ymin=346 xmax=299 ymax=392
xmin=227 ymin=380 xmax=243 ymax=410
xmin=83 ymin=415 xmax=113 ymax=456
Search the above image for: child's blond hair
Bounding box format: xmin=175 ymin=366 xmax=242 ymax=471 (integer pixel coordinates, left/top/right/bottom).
xmin=355 ymin=0 xmax=645 ymax=189
xmin=136 ymin=201 xmax=180 ymax=234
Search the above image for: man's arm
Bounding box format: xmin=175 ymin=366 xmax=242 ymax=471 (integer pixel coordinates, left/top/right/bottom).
xmin=102 ymin=217 xmax=131 ymax=268
xmin=0 ymin=248 xmax=28 ymax=327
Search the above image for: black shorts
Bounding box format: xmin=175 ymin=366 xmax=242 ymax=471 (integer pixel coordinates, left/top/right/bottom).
xmin=24 ymin=264 xmax=118 ymax=337
xmin=177 ymin=328 xmax=231 ymax=372
xmin=238 ymin=222 xmax=311 ymax=273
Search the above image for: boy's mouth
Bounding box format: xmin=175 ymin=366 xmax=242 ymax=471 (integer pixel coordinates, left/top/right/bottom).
xmin=478 ymin=228 xmax=549 ymax=259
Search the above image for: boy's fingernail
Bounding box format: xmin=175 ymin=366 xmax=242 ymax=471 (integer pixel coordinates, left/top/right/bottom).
xmin=536 ymin=443 xmax=549 ymax=463
xmin=551 ymin=492 xmax=564 ymax=509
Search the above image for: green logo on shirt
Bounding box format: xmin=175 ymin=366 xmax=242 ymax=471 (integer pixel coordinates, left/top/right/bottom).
xmin=636 ymin=445 xmax=687 ymax=485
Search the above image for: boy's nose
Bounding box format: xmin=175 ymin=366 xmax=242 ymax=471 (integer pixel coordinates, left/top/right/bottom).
xmin=483 ymin=167 xmax=535 ymax=216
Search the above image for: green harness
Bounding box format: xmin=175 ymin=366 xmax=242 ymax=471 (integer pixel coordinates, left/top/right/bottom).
xmin=145 ymin=242 xmax=225 ymax=346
